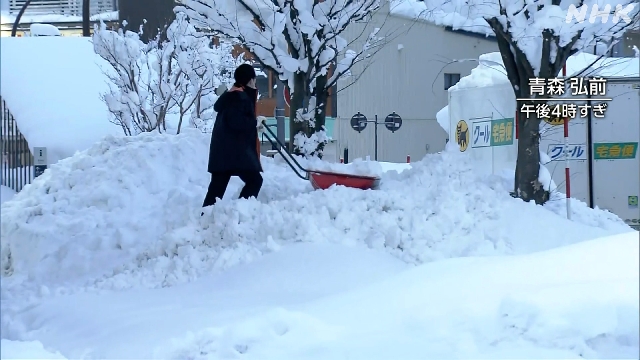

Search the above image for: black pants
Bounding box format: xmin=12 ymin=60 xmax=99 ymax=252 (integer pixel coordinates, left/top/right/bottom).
xmin=202 ymin=171 xmax=263 ymax=207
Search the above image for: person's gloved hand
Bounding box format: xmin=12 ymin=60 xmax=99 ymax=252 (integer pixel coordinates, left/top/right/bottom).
xmin=257 ymin=116 xmax=266 ymax=134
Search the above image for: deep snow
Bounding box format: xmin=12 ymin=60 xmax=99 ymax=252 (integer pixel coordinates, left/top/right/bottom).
xmin=1 ymin=129 xmax=630 ymax=296
xmin=4 ymin=233 xmax=638 ymax=359
xmin=0 ymin=37 xmax=121 ymax=164
xmin=1 ymin=186 xmax=15 ymax=204
xmin=1 ymin=129 xmax=635 ymax=359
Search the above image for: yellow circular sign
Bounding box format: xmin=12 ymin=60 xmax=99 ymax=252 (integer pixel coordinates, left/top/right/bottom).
xmin=545 ymin=116 xmax=567 ymax=126
xmin=456 ymin=120 xmax=469 ymax=152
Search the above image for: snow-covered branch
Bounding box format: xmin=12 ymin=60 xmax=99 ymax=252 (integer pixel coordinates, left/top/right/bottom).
xmin=93 ymin=13 xmax=245 ymax=135
xmin=177 ymin=0 xmax=386 ymax=156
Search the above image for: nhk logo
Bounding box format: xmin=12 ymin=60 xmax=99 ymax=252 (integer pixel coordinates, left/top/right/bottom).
xmin=565 ymin=3 xmax=636 ymax=24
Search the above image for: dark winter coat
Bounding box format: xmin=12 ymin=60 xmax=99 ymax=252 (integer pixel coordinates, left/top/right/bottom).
xmin=208 ymin=86 xmax=263 ymax=173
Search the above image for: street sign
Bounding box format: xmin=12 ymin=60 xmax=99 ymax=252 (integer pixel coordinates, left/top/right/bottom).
xmin=34 ymin=146 xmax=47 ymax=178
xmin=350 ymin=112 xmax=368 ymax=132
xmin=384 ymin=112 xmax=402 ymax=132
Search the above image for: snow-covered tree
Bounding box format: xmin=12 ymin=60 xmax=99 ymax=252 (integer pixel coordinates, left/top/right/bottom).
xmin=177 ymin=0 xmax=385 ymax=157
xmin=93 ymin=13 xmax=245 ymax=135
xmin=418 ymin=0 xmax=638 ymax=204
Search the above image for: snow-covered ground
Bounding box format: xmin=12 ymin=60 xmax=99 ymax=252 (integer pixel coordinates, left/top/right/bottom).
xmin=1 ymin=129 xmax=636 ymax=359
xmin=1 ymin=186 xmax=15 ymax=204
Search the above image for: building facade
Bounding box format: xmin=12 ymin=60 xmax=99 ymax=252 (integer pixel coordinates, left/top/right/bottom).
xmin=334 ymin=5 xmax=499 ymax=163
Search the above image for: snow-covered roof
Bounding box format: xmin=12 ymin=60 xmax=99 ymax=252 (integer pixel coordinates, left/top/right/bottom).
xmin=0 ymin=10 xmax=118 ymax=25
xmin=0 ymin=37 xmax=121 ymax=164
xmin=389 ymin=0 xmax=494 ymax=37
xmin=451 ymin=52 xmax=640 ymax=91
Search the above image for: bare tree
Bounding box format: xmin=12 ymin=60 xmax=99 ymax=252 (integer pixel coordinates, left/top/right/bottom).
xmin=177 ymin=0 xmax=386 ymax=157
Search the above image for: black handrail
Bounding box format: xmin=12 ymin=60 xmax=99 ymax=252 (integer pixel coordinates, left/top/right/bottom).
xmin=261 ymin=120 xmax=309 ymax=180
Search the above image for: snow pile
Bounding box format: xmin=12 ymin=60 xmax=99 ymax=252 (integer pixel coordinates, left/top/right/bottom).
xmin=1 ymin=186 xmax=15 ymax=204
xmin=1 ymin=339 xmax=67 ymax=359
xmin=29 ymin=23 xmax=61 ymax=36
xmin=567 ymin=52 xmax=640 ymax=78
xmin=436 ymin=104 xmax=450 ymax=137
xmin=452 ymin=52 xmax=510 ymax=90
xmin=0 ymin=37 xmax=121 ymax=164
xmin=300 ymin=156 xmax=385 ymax=177
xmin=5 ymin=243 xmax=409 ymax=359
xmin=6 ymin=234 xmax=637 ymax=359
xmin=451 ymin=52 xmax=639 ymax=92
xmin=389 ymin=0 xmax=494 ymax=36
xmin=0 ymin=130 xmax=632 ymax=299
xmin=158 ymin=232 xmax=638 ymax=359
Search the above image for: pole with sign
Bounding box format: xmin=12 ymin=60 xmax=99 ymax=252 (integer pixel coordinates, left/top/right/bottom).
xmin=562 ymin=64 xmax=571 ymax=220
xmin=34 ymin=147 xmax=47 ymax=178
xmin=349 ymin=112 xmax=403 ymax=161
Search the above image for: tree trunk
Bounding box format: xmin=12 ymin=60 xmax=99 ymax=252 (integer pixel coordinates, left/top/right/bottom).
xmin=288 ymin=72 xmax=308 ymax=154
xmin=515 ymin=99 xmax=549 ymax=205
xmin=82 ymin=0 xmax=90 ymax=36
xmin=312 ymin=74 xmax=328 ymax=158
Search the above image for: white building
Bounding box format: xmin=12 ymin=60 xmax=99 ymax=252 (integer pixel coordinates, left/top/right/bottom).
xmin=334 ymin=0 xmax=499 ymax=163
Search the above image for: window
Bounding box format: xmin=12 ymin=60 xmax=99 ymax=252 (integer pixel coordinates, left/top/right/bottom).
xmin=444 ymin=73 xmax=461 ymax=90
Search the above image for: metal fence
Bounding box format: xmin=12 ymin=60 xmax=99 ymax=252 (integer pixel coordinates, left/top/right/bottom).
xmin=1 ymin=97 xmax=34 ymax=193
xmin=332 ymin=116 xmax=448 ymax=163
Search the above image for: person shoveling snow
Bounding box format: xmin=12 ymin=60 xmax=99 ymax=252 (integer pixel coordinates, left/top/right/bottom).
xmin=202 ymin=64 xmax=264 ymax=216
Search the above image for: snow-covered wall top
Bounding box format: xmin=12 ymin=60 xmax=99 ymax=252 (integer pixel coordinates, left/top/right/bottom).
xmin=389 ymin=0 xmax=494 ymax=36
xmin=450 ymin=52 xmax=640 ymax=91
xmin=0 ymin=37 xmax=121 ymax=165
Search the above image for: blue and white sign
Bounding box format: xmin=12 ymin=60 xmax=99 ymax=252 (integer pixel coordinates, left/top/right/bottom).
xmin=471 ymin=120 xmax=491 ymax=148
xmin=547 ymin=144 xmax=587 ymax=161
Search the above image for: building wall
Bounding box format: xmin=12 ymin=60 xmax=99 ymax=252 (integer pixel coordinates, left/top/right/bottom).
xmin=335 ymin=9 xmax=499 ymax=163
xmin=619 ymin=30 xmax=640 ymax=57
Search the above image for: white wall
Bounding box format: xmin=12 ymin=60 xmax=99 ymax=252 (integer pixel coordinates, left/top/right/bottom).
xmin=537 ymin=81 xmax=640 ymax=226
xmin=335 ymin=9 xmax=498 ymax=163
xmin=448 ymin=83 xmax=517 ymax=176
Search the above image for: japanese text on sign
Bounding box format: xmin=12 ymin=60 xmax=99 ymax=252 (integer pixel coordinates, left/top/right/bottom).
xmin=593 ymin=142 xmax=638 ymax=160
xmin=471 ymin=118 xmax=514 ymax=148
xmin=528 ymin=77 xmax=608 ymax=97
xmin=520 ymin=103 xmax=608 ymax=119
xmin=491 ymin=118 xmax=513 ymax=146
xmin=472 ymin=121 xmax=491 ymax=147
xmin=547 ymin=144 xmax=587 ymax=161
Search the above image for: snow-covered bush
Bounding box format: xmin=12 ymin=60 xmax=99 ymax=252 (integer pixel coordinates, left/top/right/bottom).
xmin=92 ymin=13 xmax=245 ymax=135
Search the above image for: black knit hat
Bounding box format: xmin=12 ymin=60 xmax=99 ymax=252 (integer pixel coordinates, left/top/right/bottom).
xmin=234 ymin=64 xmax=256 ymax=87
